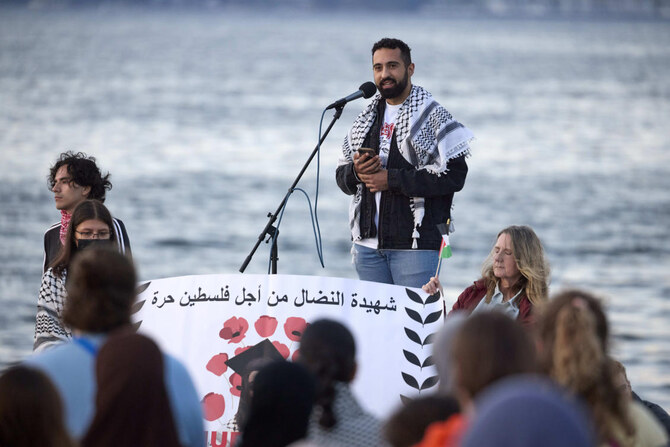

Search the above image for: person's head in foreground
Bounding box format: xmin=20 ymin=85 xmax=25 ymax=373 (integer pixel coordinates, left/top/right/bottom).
xmin=62 ymin=246 xmax=136 ymax=334
xmin=0 ymin=365 xmax=75 ymax=447
xmin=82 ymin=331 xmax=180 ymax=447
xmin=383 ymin=395 xmax=460 ymax=447
xmin=239 ymin=360 xmax=315 ymax=447
xmin=452 ymin=311 xmax=537 ymax=408
xmin=297 ymin=318 xmax=357 ymax=429
xmin=536 ymin=288 xmax=635 ymax=445
xmin=462 ymin=375 xmax=596 ymax=447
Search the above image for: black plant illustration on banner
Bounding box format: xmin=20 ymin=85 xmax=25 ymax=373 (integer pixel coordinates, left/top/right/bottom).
xmin=400 ymin=288 xmax=442 ymax=404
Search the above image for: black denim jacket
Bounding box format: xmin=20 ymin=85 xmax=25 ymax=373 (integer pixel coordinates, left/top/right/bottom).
xmin=336 ymin=100 xmax=468 ymax=250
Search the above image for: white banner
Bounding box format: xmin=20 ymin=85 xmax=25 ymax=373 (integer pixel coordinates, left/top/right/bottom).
xmin=133 ymin=274 xmax=444 ymax=447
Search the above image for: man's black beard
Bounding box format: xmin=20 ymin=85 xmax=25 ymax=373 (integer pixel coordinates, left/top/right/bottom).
xmin=377 ymin=69 xmax=409 ymax=100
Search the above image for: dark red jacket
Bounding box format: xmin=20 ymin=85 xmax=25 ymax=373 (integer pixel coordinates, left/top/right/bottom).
xmin=449 ymin=278 xmax=534 ymax=326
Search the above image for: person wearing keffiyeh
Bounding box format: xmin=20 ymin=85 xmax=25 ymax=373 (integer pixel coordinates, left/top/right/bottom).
xmin=336 ymin=38 xmax=473 ymax=288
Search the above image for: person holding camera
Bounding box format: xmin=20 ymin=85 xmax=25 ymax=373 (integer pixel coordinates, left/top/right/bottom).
xmin=336 ymin=38 xmax=473 ymax=287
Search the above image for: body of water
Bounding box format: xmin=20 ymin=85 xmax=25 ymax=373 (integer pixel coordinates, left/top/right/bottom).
xmin=1 ymin=7 xmax=669 ymax=409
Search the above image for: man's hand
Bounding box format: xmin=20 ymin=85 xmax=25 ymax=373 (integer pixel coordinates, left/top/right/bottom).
xmin=353 ymin=151 xmax=381 ymax=176
xmin=359 ymin=170 xmax=388 ymax=193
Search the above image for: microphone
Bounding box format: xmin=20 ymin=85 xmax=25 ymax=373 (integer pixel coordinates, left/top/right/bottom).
xmin=325 ymin=82 xmax=377 ymax=110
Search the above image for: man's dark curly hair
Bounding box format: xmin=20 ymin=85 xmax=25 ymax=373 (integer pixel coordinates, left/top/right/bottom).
xmin=371 ymin=37 xmax=412 ymax=67
xmin=48 ymin=151 xmax=112 ymax=202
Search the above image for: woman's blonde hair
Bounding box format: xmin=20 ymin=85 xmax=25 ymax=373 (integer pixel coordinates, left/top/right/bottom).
xmin=537 ymin=289 xmax=635 ymax=446
xmin=481 ymin=225 xmax=550 ymax=305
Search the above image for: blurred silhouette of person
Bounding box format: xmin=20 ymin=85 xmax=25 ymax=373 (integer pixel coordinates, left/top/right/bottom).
xmin=26 ymin=247 xmax=204 ymax=447
xmin=238 ymin=360 xmax=316 ymax=447
xmin=451 ymin=311 xmax=537 ymax=411
xmin=0 ymin=365 xmax=75 ymax=447
xmin=431 ymin=311 xmax=467 ymax=395
xmin=462 ymin=375 xmax=596 ymax=447
xmin=537 ymin=289 xmax=668 ymax=447
xmin=383 ymin=395 xmax=460 ymax=447
xmin=297 ymin=318 xmax=388 ymax=446
xmin=413 ymin=311 xmax=537 ymax=447
xmin=44 ymin=151 xmax=130 ymax=272
xmin=82 ymin=331 xmax=180 ymax=447
xmin=611 ymin=358 xmax=670 ymax=438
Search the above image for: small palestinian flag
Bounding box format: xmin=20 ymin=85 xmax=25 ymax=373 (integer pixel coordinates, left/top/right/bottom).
xmin=436 ymin=222 xmax=452 ymax=259
xmin=439 ymin=234 xmax=452 ymax=258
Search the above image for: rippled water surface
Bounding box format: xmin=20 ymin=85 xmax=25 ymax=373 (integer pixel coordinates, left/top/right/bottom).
xmin=1 ymin=7 xmax=669 ymax=408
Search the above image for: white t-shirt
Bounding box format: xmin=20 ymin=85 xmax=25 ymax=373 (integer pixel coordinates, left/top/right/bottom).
xmin=357 ymin=102 xmax=402 ymax=249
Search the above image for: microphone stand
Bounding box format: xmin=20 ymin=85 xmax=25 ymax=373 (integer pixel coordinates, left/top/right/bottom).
xmin=239 ymin=104 xmax=345 ymax=274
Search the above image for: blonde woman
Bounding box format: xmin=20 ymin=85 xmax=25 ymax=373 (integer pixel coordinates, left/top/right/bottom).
xmin=424 ymin=225 xmax=549 ymax=326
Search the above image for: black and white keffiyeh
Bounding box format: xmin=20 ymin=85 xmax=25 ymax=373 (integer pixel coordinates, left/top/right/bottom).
xmin=34 ymin=268 xmax=71 ymax=353
xmin=338 ymin=85 xmax=474 ymax=247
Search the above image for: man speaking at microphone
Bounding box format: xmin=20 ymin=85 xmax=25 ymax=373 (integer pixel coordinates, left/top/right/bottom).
xmin=336 ymin=38 xmax=474 ymax=288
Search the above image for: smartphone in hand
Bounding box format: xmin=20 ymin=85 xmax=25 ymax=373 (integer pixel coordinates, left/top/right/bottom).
xmin=357 ymin=147 xmax=376 ymax=159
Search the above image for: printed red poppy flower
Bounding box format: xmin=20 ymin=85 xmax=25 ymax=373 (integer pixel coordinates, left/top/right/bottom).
xmin=219 ymin=317 xmax=249 ymax=344
xmin=255 ymin=315 xmax=278 ymax=338
xmin=202 ymin=393 xmax=225 ymax=421
xmin=284 ymin=317 xmax=308 ymax=342
xmin=291 ymin=349 xmax=301 ymax=362
xmin=229 ymin=373 xmax=242 ymax=397
xmin=234 ymin=346 xmax=251 ymax=356
xmin=206 ymin=353 xmax=229 ymax=376
xmin=272 ymin=341 xmax=290 ymax=359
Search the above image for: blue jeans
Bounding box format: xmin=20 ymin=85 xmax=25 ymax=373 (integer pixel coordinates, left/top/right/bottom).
xmin=352 ymin=244 xmax=439 ymax=288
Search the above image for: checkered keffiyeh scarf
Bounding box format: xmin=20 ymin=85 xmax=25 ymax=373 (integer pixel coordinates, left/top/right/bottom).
xmin=338 ymin=85 xmax=474 ymax=247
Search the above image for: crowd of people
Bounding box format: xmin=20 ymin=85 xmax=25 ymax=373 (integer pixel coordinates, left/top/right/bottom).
xmin=4 ymin=252 xmax=669 ymax=446
xmin=1 ymin=36 xmax=668 ymax=447
xmin=3 ymin=188 xmax=669 ymax=447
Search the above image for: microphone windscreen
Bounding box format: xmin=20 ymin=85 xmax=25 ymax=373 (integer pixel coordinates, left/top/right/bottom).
xmin=359 ymin=81 xmax=377 ymax=99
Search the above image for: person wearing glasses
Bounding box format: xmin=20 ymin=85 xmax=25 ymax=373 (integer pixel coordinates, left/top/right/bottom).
xmin=44 ymin=151 xmax=130 ymax=273
xmin=34 ymin=200 xmax=121 ymax=353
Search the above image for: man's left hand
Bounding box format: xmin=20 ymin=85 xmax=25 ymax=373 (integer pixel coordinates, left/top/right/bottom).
xmin=359 ymin=170 xmax=388 ymax=193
